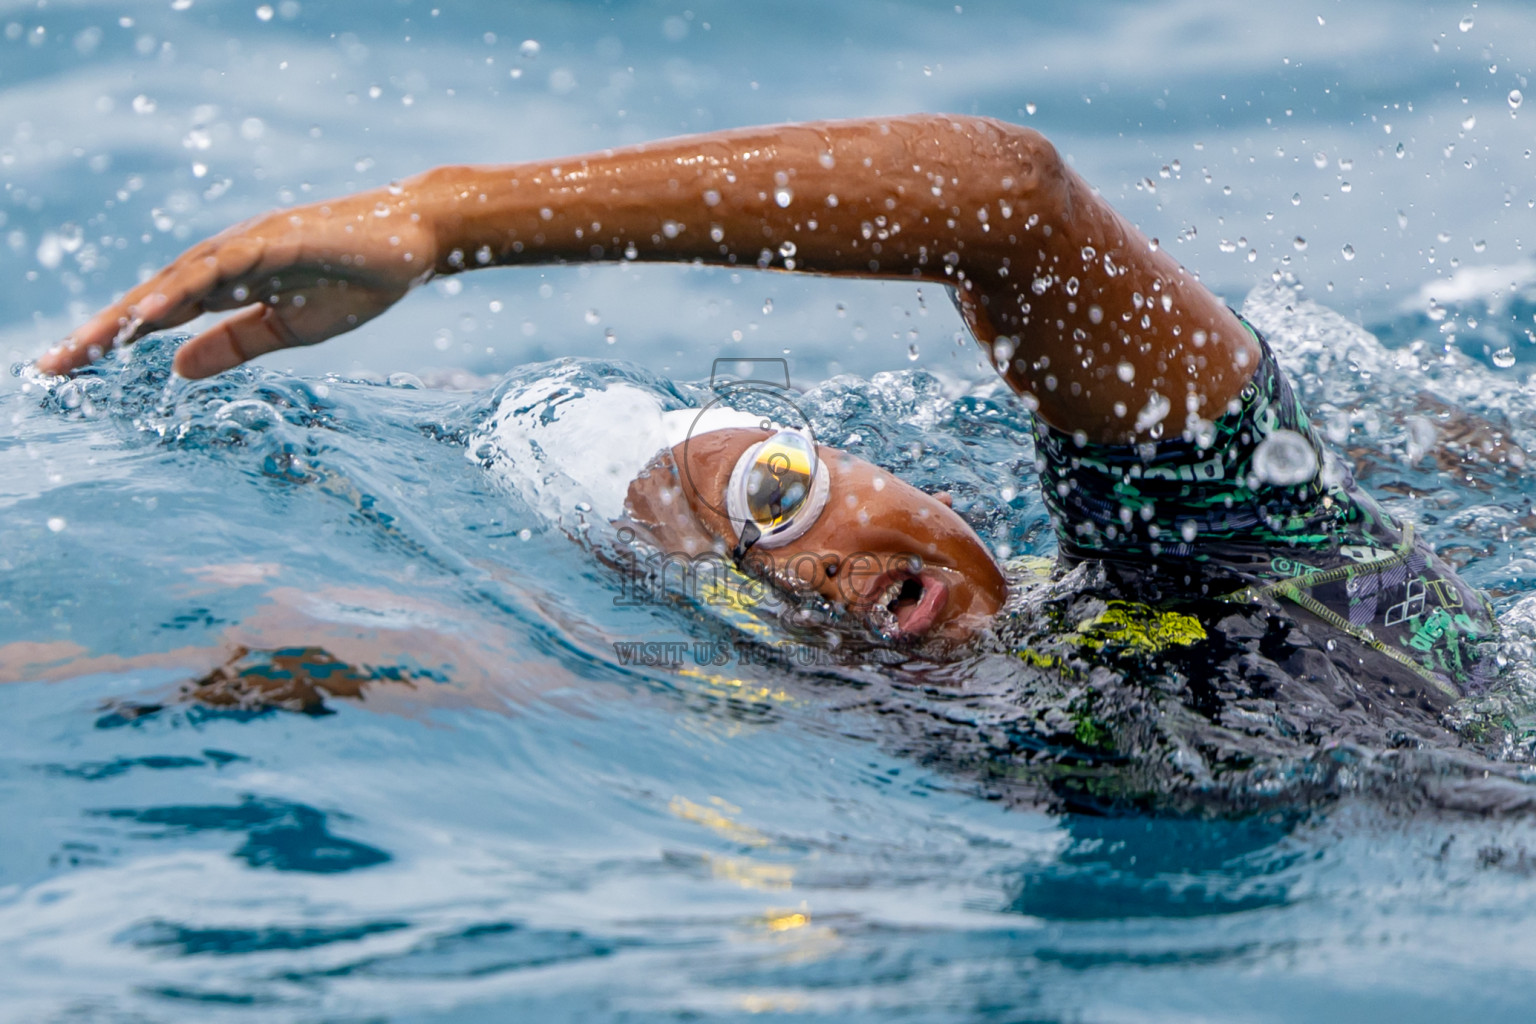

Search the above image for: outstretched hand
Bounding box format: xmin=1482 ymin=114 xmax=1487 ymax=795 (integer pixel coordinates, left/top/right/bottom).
xmin=35 ymin=187 xmax=439 ymax=378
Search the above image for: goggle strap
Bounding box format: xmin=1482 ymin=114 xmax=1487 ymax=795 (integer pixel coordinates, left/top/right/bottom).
xmin=731 ymin=519 xmax=762 ymax=567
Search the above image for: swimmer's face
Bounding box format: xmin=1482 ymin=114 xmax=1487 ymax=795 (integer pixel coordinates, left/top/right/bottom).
xmin=667 ymin=429 xmax=1008 ymax=641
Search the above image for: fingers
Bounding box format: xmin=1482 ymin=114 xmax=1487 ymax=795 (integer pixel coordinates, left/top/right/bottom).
xmin=35 ymin=290 xmax=173 ymax=374
xmin=172 ymin=304 xmax=305 ymax=379
xmin=37 ymin=235 xmax=269 ymax=375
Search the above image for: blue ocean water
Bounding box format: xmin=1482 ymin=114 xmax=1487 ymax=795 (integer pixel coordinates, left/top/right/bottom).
xmin=6 ymin=2 xmax=1536 ymax=1021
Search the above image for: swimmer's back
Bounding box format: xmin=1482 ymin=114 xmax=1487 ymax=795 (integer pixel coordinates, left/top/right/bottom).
xmin=1027 ymin=322 xmax=1496 ymax=701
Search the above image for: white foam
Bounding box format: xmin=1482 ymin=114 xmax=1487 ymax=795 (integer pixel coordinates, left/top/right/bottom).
xmin=1399 ymin=260 xmax=1536 ymax=312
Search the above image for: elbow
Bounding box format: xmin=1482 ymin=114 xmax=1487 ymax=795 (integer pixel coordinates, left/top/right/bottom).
xmin=905 ymin=114 xmax=1067 ymax=203
xmin=964 ymin=116 xmax=1065 ymax=198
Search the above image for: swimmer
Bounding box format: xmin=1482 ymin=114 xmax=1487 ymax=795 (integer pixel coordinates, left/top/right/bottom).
xmin=37 ymin=114 xmax=1497 ymax=708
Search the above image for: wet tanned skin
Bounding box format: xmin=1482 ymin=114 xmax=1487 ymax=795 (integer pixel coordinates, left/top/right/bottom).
xmin=40 ymin=114 xmax=1257 ymax=445
xmin=626 ymin=428 xmax=1007 ymax=641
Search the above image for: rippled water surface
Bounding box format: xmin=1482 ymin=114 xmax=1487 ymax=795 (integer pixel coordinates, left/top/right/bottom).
xmin=8 ymin=2 xmax=1536 ymax=1021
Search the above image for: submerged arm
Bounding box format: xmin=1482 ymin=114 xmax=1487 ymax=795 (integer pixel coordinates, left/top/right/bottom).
xmin=39 ymin=114 xmax=1255 ymax=442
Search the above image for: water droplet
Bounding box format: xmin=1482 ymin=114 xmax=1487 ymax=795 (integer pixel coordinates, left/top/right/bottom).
xmin=1340 ymin=180 xmax=1352 ymax=192
xmin=519 ymin=528 xmax=533 ymax=541
xmin=1134 ymin=393 xmax=1171 ymax=434
xmin=778 ymin=240 xmax=796 ymax=258
xmin=1511 ymin=89 xmax=1525 ymax=110
xmin=1025 ymin=102 xmax=1037 ymax=115
xmin=1291 ymin=192 xmax=1302 ymax=206
xmin=773 ymin=187 xmax=793 ymax=208
xmin=1459 ymin=14 xmax=1474 ymax=31
xmin=1293 ymin=236 xmax=1308 ymax=251
xmin=1341 ymin=243 xmax=1356 ymax=260
xmin=1493 ymin=347 xmax=1517 ymax=368
xmin=131 ymin=94 xmax=156 ymax=114
xmin=604 ymin=328 xmax=616 ymax=345
xmin=1397 ymin=210 xmax=1409 ymax=229
xmin=256 ymin=4 xmax=274 ymax=20
xmin=519 ymin=38 xmax=541 ymax=57
xmin=1312 ymin=152 xmax=1327 ymax=169
xmin=762 ymin=298 xmax=773 ymax=314
xmin=907 ymin=343 xmax=920 ymax=361
xmin=584 ymin=308 xmax=600 ymax=325
xmin=1116 ymin=360 xmax=1135 ymax=382
xmin=47 ymin=516 xmax=66 ymax=533
xmin=1253 ymin=430 xmax=1319 ymax=485
xmin=1462 ymin=114 xmax=1477 ymax=130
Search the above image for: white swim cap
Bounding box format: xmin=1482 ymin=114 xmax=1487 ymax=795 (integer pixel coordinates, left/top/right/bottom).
xmin=473 ymin=367 xmax=765 ymax=523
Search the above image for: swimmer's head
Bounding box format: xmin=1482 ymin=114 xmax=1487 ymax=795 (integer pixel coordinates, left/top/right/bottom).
xmin=625 ymin=428 xmax=1007 ymax=641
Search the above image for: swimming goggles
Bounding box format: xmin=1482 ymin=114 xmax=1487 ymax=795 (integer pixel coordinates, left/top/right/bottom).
xmin=725 ymin=429 xmax=830 ymax=563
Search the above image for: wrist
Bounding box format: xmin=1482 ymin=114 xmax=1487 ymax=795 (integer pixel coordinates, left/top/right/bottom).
xmin=410 ymin=165 xmax=515 ymax=276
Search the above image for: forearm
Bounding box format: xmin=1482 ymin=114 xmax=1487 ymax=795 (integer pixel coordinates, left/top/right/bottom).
xmin=410 ymin=115 xmax=1055 ymax=283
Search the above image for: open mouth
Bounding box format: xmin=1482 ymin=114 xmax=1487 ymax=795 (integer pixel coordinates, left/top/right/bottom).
xmin=864 ymin=568 xmax=950 ymax=638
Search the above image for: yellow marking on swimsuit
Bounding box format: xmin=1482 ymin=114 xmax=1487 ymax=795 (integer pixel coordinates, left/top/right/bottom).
xmin=1016 ymin=648 xmax=1066 ymax=672
xmin=1071 ymin=601 xmax=1207 ymax=653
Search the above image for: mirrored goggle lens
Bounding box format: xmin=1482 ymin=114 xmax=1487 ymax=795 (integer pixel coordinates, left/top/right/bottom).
xmin=743 ymin=431 xmax=818 ymax=528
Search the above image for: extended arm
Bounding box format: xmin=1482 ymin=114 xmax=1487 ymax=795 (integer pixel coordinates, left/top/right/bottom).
xmin=39 ymin=114 xmax=1256 ymax=443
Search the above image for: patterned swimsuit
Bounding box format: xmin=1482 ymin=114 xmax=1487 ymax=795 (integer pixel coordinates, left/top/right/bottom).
xmin=1028 ymin=323 xmax=1497 ymax=700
